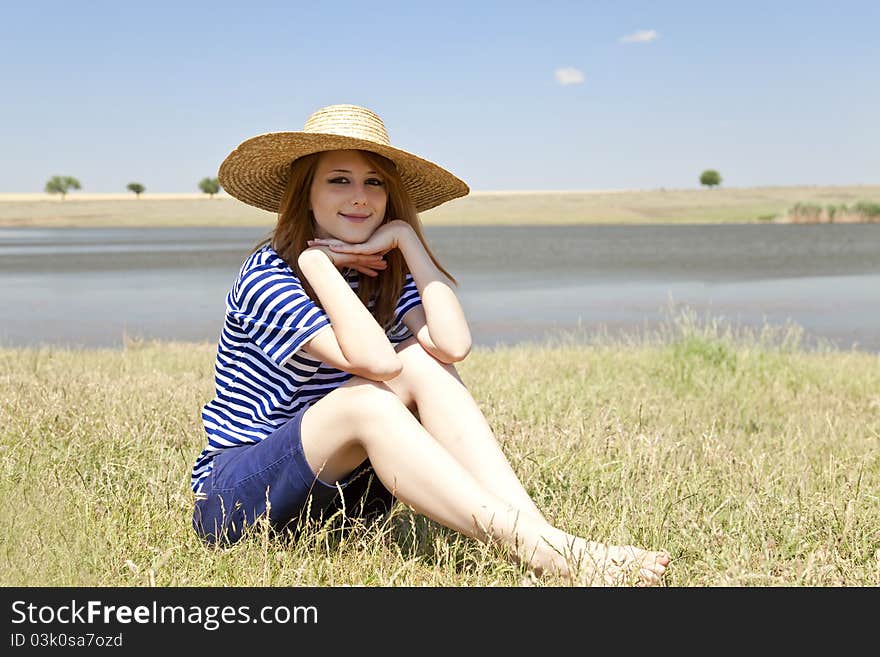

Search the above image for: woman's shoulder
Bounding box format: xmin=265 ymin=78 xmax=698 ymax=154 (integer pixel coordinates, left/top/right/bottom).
xmin=240 ymin=245 xmax=295 ymax=275
xmin=234 ymin=246 xmax=305 ymax=292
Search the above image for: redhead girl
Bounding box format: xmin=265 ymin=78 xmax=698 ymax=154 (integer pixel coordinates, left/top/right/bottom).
xmin=190 ymin=104 xmax=670 ymax=586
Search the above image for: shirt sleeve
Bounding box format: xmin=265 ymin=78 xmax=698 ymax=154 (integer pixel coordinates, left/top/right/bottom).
xmin=386 ymin=273 xmax=422 ymax=344
xmin=229 ymin=264 xmax=331 ymax=367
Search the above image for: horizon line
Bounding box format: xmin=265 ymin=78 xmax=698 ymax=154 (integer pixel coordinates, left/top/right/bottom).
xmin=1 ymin=182 xmax=878 ymax=202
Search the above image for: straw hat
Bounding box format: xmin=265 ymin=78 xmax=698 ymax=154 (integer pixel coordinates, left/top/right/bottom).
xmin=218 ymin=104 xmax=469 ymax=214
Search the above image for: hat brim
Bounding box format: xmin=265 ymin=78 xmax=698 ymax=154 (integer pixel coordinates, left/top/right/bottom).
xmin=218 ymin=132 xmax=469 ymax=214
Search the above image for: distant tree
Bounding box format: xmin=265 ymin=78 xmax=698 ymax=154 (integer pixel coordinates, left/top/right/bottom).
xmin=127 ymin=182 xmax=145 ymax=198
xmin=700 ymin=169 xmax=722 ymax=188
xmin=45 ymin=176 xmax=81 ymax=200
xmin=198 ymin=177 xmax=221 ymax=198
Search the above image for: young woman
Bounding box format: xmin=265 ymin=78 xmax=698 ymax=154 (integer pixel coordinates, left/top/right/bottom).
xmin=190 ymin=104 xmax=670 ymax=586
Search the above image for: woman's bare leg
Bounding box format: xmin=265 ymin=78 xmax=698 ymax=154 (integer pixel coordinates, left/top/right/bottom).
xmin=384 ymin=337 xmax=547 ymax=522
xmin=300 ymin=376 xmax=669 ymax=586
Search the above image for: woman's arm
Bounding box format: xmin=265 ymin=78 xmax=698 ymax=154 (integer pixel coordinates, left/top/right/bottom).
xmin=297 ymin=246 xmax=402 ymax=380
xmin=399 ymin=305 xmax=463 ymax=364
xmin=395 ymin=223 xmax=472 ymax=362
xmin=308 ymin=220 xmax=473 ymax=363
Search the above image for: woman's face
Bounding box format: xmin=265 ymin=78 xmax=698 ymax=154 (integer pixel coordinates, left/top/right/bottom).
xmin=309 ymin=150 xmax=388 ymax=242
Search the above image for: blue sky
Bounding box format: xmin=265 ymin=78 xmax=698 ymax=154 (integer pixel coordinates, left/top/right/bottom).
xmin=2 ymin=0 xmax=877 ymax=193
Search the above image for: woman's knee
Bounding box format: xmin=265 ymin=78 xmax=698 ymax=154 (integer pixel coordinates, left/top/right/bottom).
xmin=342 ymin=378 xmax=414 ymax=425
xmin=400 ymin=339 xmax=460 ymax=375
xmin=303 ymin=377 xmax=412 ymax=452
xmin=393 ymin=341 xmax=463 ymax=398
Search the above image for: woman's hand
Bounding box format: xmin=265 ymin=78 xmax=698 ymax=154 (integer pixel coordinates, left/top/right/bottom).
xmin=307 ymin=220 xmax=412 ymax=259
xmin=303 ymin=245 xmax=388 ymax=277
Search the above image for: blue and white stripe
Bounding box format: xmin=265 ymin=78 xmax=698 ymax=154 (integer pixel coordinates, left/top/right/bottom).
xmin=190 ymin=245 xmax=422 ymax=493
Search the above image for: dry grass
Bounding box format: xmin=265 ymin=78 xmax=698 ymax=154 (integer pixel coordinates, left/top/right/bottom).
xmin=1 ymin=312 xmax=878 ymax=586
xmin=2 ymin=185 xmax=879 ymax=227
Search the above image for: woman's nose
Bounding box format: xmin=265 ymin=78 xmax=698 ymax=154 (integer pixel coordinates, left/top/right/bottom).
xmin=351 ymin=184 xmax=368 ymax=206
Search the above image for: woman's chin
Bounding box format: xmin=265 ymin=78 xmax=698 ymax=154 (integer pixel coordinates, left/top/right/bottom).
xmin=338 ymin=227 xmax=375 ymax=243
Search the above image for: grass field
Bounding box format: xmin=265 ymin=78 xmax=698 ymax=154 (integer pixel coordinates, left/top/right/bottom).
xmin=2 ymin=184 xmax=879 ymax=227
xmin=2 ymin=312 xmax=878 ymax=586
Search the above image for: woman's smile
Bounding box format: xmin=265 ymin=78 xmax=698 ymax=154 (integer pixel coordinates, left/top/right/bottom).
xmin=339 ymin=212 xmax=371 ymax=223
xmin=309 ymin=150 xmax=388 ymax=240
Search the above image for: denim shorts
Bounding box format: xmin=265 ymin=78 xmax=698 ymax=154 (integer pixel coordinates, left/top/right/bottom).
xmin=192 ymin=404 xmax=393 ymax=546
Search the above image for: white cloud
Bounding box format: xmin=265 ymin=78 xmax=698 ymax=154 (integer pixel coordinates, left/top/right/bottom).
xmin=554 ymin=67 xmax=585 ymax=86
xmin=620 ymin=29 xmax=659 ymax=44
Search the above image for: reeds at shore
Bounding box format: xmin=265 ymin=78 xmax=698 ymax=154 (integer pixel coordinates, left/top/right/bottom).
xmin=780 ymin=201 xmax=880 ymax=224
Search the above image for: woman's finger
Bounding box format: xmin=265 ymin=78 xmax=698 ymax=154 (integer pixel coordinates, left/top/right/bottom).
xmin=308 ymin=239 xmax=352 ymax=249
xmin=329 ymin=243 xmax=369 ymax=253
xmin=308 ymin=239 xmax=387 ymax=257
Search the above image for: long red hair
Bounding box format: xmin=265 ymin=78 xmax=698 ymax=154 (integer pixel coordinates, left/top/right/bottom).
xmin=251 ymin=149 xmax=456 ymax=329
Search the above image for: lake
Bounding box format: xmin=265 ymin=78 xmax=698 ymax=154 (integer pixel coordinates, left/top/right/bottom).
xmin=1 ymin=224 xmax=878 ymax=352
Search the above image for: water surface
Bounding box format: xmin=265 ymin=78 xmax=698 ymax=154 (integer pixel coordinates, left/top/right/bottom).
xmin=1 ymin=224 xmax=878 ymax=351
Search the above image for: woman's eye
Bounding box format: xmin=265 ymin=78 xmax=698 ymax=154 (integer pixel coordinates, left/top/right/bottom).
xmin=327 ymin=177 xmax=384 ymax=186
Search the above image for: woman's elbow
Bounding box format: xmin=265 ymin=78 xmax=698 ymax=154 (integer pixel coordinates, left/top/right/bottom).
xmin=451 ymin=341 xmax=473 ymax=362
xmin=419 ymin=323 xmax=472 ymax=363
xmin=435 ymin=339 xmax=471 ymax=363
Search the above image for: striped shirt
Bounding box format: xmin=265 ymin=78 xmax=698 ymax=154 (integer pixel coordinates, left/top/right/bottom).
xmin=190 ymin=245 xmax=422 ymax=493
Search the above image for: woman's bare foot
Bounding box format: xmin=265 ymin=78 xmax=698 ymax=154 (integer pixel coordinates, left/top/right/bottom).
xmin=573 ymin=542 xmax=671 ymax=587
